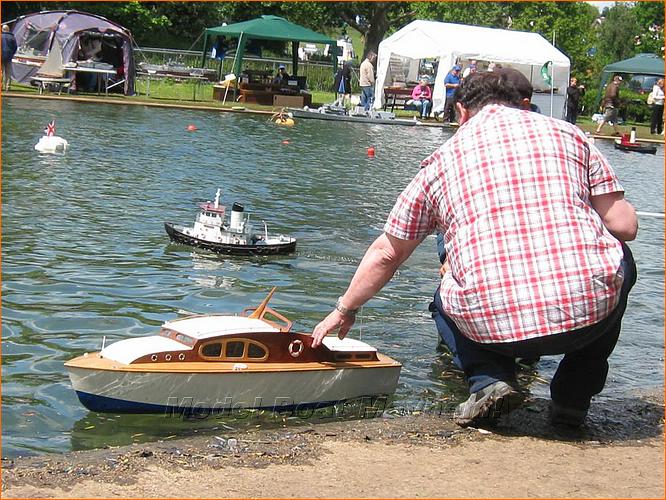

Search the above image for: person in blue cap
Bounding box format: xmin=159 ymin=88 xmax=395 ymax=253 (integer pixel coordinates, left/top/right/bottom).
xmin=437 ymin=64 xmax=462 ymax=123
xmin=273 ymin=64 xmax=290 ymax=86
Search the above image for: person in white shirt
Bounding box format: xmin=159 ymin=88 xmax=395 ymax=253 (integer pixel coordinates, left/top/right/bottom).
xmin=649 ymin=78 xmax=664 ymax=135
xmin=359 ymin=51 xmax=377 ymax=111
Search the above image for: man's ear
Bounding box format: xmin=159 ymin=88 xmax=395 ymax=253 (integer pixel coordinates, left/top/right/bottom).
xmin=455 ymin=102 xmax=470 ymax=124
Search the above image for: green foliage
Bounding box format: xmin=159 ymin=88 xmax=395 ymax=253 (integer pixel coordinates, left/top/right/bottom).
xmin=596 ymin=3 xmax=641 ymax=66
xmin=622 ymin=87 xmax=654 ymax=124
xmin=633 ymin=1 xmax=665 ymax=56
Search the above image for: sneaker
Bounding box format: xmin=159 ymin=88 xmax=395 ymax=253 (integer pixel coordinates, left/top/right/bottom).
xmin=550 ymin=403 xmax=587 ymax=428
xmin=453 ymin=381 xmax=524 ymax=427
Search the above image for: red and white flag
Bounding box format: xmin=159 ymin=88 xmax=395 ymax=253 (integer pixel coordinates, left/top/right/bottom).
xmin=44 ymin=120 xmax=56 ymax=136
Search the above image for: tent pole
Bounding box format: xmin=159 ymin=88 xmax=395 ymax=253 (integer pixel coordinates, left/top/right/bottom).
xmin=550 ymin=31 xmax=555 ymax=118
xmin=292 ymin=41 xmax=299 ymax=76
xmin=200 ymin=31 xmax=208 ymax=68
xmin=330 ymin=43 xmax=336 ymax=81
xmin=550 ymin=65 xmax=555 ymax=118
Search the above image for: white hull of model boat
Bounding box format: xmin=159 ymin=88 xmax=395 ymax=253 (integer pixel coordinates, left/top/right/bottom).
xmin=67 ymin=356 xmax=401 ymax=413
xmin=34 ymin=135 xmax=69 ymax=153
xmin=65 ymin=288 xmax=402 ymax=413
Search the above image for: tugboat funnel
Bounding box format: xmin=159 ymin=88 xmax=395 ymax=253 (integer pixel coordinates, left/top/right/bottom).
xmin=230 ymin=202 xmax=244 ymax=232
xmin=249 ymin=287 xmax=277 ymax=319
xmin=214 ymin=188 xmax=221 ymax=208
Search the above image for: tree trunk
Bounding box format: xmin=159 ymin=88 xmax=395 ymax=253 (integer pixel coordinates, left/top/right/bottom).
xmin=363 ymin=3 xmax=391 ymax=57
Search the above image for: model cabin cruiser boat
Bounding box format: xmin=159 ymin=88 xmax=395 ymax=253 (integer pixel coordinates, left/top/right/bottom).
xmin=289 ymin=104 xmax=418 ymax=127
xmin=164 ymin=189 xmax=296 ymax=256
xmin=65 ymin=288 xmax=402 ymax=413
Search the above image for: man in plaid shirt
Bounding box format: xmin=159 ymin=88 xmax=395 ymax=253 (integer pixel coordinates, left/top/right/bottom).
xmin=311 ymin=70 xmax=638 ymax=428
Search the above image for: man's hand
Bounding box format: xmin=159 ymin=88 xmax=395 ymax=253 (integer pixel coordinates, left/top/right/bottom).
xmin=439 ymin=259 xmax=450 ymax=277
xmin=311 ymin=310 xmax=355 ymax=348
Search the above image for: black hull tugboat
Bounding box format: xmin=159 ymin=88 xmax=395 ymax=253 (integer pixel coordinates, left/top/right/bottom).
xmin=614 ymin=139 xmax=658 ymax=154
xmin=614 ymin=129 xmax=658 ymax=155
xmin=165 ymin=190 xmax=297 ymax=256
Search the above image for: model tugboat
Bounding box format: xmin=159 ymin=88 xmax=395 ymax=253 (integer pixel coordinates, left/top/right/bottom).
xmin=614 ymin=129 xmax=658 ymax=155
xmin=65 ymin=288 xmax=402 ymax=413
xmin=165 ymin=189 xmax=296 ymax=256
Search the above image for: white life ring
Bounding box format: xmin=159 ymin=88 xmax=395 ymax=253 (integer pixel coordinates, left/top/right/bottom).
xmin=288 ymin=339 xmax=304 ymax=358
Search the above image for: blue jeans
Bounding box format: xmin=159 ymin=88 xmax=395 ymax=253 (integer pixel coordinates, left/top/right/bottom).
xmin=360 ymin=86 xmax=375 ymax=111
xmin=431 ymin=243 xmax=636 ymax=412
xmin=414 ymin=99 xmax=432 ymax=118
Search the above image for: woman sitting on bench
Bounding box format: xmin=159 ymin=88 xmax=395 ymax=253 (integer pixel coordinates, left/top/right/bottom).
xmin=410 ymin=77 xmax=432 ymax=119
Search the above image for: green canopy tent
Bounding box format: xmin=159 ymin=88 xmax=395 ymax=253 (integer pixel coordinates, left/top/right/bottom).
xmin=201 ymin=15 xmax=336 ymax=80
xmin=595 ymin=53 xmax=665 ymax=107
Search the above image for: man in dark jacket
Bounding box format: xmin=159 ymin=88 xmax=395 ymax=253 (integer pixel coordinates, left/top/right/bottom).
xmin=595 ymin=75 xmax=622 ymax=135
xmin=2 ymin=24 xmax=18 ymax=91
xmin=565 ymin=77 xmax=586 ymax=125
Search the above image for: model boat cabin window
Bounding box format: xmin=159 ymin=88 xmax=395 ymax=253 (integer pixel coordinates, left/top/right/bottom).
xmin=225 ymin=341 xmax=244 ymax=358
xmin=247 ymin=343 xmax=266 ymax=359
xmin=201 ymin=342 xmax=222 ymax=357
xmin=199 ymin=339 xmax=269 ymax=361
xmin=159 ymin=328 xmax=196 ymax=347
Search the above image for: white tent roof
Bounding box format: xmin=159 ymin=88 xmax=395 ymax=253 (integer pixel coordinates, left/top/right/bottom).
xmin=376 ymin=20 xmax=570 ymax=112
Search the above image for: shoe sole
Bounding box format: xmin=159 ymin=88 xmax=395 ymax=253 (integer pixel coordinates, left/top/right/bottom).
xmin=454 ymin=386 xmax=524 ymax=427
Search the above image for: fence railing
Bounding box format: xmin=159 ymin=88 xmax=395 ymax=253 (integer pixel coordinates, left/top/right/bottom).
xmin=134 ymin=46 xmax=356 ymax=92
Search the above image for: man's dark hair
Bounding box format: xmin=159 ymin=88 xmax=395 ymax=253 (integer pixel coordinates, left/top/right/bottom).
xmin=494 ymin=67 xmax=533 ymax=100
xmin=454 ymin=71 xmax=526 ymax=113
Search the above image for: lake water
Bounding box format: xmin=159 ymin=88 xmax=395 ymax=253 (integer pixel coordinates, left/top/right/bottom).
xmin=2 ymin=98 xmax=664 ymax=457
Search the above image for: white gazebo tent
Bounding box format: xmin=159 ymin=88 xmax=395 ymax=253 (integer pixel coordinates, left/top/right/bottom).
xmin=376 ymin=21 xmax=570 ymax=118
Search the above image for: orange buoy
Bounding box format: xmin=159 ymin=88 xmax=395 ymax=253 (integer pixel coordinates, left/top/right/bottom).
xmin=282 ymin=140 xmax=290 ymax=145
xmin=186 ymin=124 xmax=198 ymax=131
xmin=367 ymin=146 xmax=375 ymax=158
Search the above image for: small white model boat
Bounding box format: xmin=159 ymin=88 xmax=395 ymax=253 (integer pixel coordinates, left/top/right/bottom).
xmin=165 ymin=189 xmax=296 ymax=256
xmin=34 ymin=120 xmax=69 ymax=153
xmin=65 ymin=289 xmax=402 ymax=413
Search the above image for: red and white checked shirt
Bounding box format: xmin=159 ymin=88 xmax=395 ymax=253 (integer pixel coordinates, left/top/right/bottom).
xmin=385 ymin=105 xmax=626 ymax=343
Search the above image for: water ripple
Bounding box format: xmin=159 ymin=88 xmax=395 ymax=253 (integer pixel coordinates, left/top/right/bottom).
xmin=2 ymin=99 xmax=663 ymax=457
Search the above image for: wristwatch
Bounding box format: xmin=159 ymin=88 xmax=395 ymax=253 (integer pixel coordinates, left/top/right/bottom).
xmin=335 ymin=296 xmax=359 ymax=318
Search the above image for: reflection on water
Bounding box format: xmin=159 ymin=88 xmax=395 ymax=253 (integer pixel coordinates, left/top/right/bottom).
xmin=2 ymin=98 xmax=664 ymax=457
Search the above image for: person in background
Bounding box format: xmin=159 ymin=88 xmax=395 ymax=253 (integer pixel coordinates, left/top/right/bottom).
xmin=2 ymin=24 xmax=17 ymax=91
xmin=359 ymin=51 xmax=377 ymax=111
xmin=411 ymin=76 xmax=432 ymax=119
xmin=565 ymin=76 xmax=586 ymax=125
xmin=462 ymin=60 xmax=477 ymax=79
xmin=273 ymin=64 xmax=290 ymax=86
xmin=311 ymin=70 xmax=637 ymax=430
xmin=649 ymin=78 xmax=664 ymax=135
xmin=595 ymin=75 xmax=623 ymax=136
xmin=438 ymin=64 xmax=462 ymax=122
xmin=333 ymin=61 xmax=352 ymax=107
xmin=211 ymin=36 xmax=227 ymax=61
